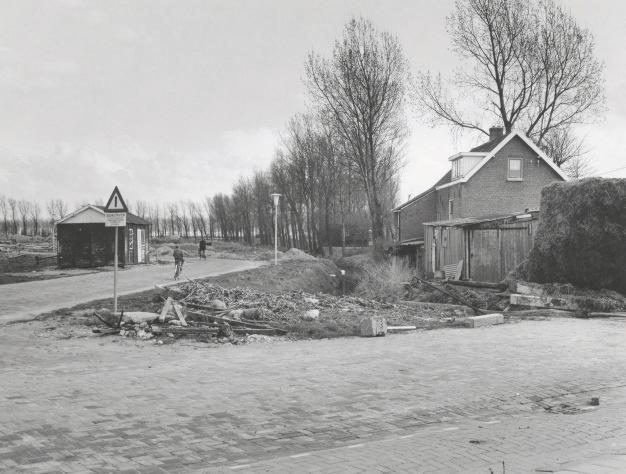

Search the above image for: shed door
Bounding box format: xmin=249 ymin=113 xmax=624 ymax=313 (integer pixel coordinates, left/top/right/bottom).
xmin=469 ymin=229 xmax=500 ymax=282
xmin=137 ymin=228 xmax=145 ymax=263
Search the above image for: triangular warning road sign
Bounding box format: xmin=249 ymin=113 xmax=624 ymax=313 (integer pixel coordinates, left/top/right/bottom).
xmin=104 ymin=186 xmax=128 ymax=212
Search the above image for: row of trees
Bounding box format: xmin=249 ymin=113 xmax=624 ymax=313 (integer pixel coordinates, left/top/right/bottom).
xmin=3 ymin=2 xmax=605 ymax=259
xmin=2 ymin=18 xmax=406 ymax=259
xmin=0 ymin=196 xmax=67 ymax=238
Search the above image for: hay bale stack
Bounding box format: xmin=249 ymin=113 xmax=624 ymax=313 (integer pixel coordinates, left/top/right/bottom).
xmin=526 ymin=178 xmax=626 ymax=293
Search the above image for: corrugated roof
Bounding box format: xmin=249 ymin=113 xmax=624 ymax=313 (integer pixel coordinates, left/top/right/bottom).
xmin=423 ymin=211 xmax=534 ymax=227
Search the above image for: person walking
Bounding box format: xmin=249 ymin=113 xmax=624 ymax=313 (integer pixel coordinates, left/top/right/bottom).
xmin=199 ymin=238 xmax=207 ymax=259
xmin=173 ymin=245 xmax=184 ymax=279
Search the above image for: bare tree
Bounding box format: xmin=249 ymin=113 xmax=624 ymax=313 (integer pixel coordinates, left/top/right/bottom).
xmin=167 ymin=203 xmax=178 ymax=237
xmin=0 ymin=196 xmax=8 ymax=237
xmin=17 ymin=199 xmax=30 ymax=235
xmin=7 ymin=198 xmax=18 ymax=235
xmin=135 ymin=200 xmax=149 ymax=219
xmin=55 ymin=199 xmax=68 ymax=219
xmin=305 ymin=17 xmax=407 ymax=259
xmin=413 ymin=0 xmax=605 ymax=166
xmin=30 ymin=202 xmax=41 ymax=236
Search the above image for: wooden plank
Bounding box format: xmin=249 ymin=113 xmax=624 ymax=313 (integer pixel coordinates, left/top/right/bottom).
xmin=185 ymin=310 xmax=287 ymax=334
xmin=414 ymin=276 xmax=486 ymax=315
xmin=186 ymin=310 xmax=269 ymax=329
xmin=587 ymin=312 xmax=626 ymax=318
xmin=173 ymin=303 xmax=188 ymax=327
xmin=447 ymin=279 xmax=506 ymax=290
xmin=506 ymin=309 xmax=581 ymax=318
xmin=152 ymin=326 xmax=282 ymax=336
xmin=387 ymin=326 xmax=417 ymax=331
xmin=454 ymin=259 xmax=463 ymax=280
xmin=159 ymin=297 xmax=173 ymax=322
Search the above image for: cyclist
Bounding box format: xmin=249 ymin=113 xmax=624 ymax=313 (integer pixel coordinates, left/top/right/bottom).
xmin=173 ymin=245 xmax=184 ymax=279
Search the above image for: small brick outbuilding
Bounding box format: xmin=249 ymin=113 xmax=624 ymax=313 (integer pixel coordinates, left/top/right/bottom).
xmin=55 ymin=205 xmax=150 ymax=268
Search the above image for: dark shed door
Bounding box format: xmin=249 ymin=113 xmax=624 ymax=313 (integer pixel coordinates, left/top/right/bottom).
xmin=469 ymin=224 xmax=534 ymax=282
xmin=469 ymin=229 xmax=500 ymax=281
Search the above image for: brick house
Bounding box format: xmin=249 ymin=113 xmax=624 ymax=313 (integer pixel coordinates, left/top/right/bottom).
xmin=393 ymin=128 xmax=567 ymax=279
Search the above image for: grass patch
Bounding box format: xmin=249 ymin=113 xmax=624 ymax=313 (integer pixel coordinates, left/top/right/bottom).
xmin=354 ymin=260 xmax=413 ymax=303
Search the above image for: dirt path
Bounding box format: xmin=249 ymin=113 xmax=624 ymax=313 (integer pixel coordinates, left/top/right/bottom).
xmin=0 ymin=258 xmax=265 ymax=324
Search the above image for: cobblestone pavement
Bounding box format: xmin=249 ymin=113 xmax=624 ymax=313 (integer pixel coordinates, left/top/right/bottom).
xmin=1 ymin=317 xmax=626 ymax=473
xmin=0 ymin=258 xmax=264 ymax=324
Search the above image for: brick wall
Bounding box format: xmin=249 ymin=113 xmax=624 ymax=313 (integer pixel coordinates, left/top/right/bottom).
xmin=398 ymin=190 xmax=436 ymax=242
xmin=435 ymin=183 xmax=462 ymax=220
xmin=459 ymin=136 xmax=563 ymax=217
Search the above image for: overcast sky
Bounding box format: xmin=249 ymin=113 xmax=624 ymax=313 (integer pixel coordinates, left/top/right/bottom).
xmin=0 ymin=0 xmax=624 ymax=210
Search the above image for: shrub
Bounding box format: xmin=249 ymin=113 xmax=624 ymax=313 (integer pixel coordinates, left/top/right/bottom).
xmin=526 ymin=178 xmax=626 ymax=293
xmin=354 ymin=260 xmax=413 ymax=303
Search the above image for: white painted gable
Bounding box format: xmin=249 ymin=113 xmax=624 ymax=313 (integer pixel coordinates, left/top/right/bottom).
xmin=59 ymin=206 xmax=105 ymax=224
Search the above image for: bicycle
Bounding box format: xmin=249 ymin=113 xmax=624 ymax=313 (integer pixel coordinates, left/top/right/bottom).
xmin=174 ymin=260 xmax=183 ymax=280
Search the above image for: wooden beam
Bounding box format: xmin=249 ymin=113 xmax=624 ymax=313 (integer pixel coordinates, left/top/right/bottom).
xmin=446 ymin=279 xmax=507 ymax=290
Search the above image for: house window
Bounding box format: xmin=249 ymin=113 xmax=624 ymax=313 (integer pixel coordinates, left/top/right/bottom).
xmin=508 ymin=158 xmax=523 ymax=180
xmin=452 ymin=159 xmax=462 ymax=179
xmin=448 ymin=199 xmax=454 ymax=217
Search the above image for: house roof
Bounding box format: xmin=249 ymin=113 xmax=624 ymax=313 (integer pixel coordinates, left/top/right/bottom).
xmin=56 ymin=204 xmax=150 ymax=225
xmin=392 ymin=170 xmax=451 ymax=211
xmin=469 ymin=134 xmax=508 ymax=153
xmin=436 ymin=131 xmax=568 ymax=190
xmin=395 ymin=131 xmax=567 ymax=213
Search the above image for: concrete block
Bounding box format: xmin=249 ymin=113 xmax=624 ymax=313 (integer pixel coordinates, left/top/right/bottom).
xmin=360 ymin=317 xmax=387 ymax=337
xmin=464 ymin=313 xmax=504 ymax=328
xmin=510 ymin=294 xmax=580 ymax=310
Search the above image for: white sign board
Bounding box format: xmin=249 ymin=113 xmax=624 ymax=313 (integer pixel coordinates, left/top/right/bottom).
xmin=105 ymin=212 xmax=126 ymax=227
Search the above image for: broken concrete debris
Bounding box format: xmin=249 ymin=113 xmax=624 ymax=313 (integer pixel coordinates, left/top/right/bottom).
xmin=360 ymin=317 xmax=387 ymax=337
xmin=303 ymin=309 xmax=320 ymax=320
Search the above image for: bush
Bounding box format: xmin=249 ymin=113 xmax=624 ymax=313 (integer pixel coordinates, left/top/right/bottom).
xmin=526 ymin=178 xmax=626 ymax=293
xmin=354 ymin=260 xmax=413 ymax=303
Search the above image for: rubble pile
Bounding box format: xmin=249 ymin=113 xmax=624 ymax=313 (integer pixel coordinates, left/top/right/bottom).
xmin=89 ymin=280 xmax=472 ymax=343
xmin=179 ymin=280 xmax=401 ymax=323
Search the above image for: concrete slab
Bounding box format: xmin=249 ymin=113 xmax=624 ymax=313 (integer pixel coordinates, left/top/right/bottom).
xmin=510 ymin=293 xmax=580 ymax=310
xmin=464 ymin=313 xmax=504 ymax=328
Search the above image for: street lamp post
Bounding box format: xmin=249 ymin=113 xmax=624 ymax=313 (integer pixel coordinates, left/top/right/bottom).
xmin=270 ymin=193 xmax=281 ymax=265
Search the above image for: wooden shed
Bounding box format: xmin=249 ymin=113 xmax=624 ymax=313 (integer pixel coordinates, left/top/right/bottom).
xmin=423 ymin=211 xmax=538 ymax=282
xmin=56 ymin=205 xmax=150 ymax=268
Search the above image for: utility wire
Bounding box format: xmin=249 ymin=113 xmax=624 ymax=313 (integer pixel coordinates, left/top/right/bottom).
xmin=598 ymin=165 xmax=626 ymax=175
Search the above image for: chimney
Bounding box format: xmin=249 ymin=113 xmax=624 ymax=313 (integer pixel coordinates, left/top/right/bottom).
xmin=489 ymin=126 xmax=504 ymax=141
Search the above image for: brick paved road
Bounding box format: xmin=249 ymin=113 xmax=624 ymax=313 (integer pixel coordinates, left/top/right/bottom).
xmin=1 ymin=318 xmax=626 ymax=473
xmin=0 ymin=258 xmax=265 ymax=324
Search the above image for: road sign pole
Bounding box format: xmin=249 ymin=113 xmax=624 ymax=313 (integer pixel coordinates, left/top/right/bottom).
xmin=114 ymin=228 xmax=118 ymax=314
xmin=104 ymin=186 xmax=129 ymax=315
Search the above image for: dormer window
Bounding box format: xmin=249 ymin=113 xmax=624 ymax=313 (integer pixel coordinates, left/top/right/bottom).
xmin=449 ymin=152 xmax=486 ymax=181
xmin=452 ymin=159 xmax=462 ymax=179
